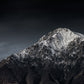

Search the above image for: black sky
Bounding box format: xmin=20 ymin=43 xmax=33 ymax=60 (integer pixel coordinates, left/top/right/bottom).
xmin=0 ymin=0 xmax=84 ymax=60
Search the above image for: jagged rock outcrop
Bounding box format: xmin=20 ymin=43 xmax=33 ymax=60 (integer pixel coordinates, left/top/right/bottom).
xmin=0 ymin=28 xmax=84 ymax=84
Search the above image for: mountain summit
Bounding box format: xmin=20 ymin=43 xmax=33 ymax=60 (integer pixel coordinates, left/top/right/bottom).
xmin=0 ymin=28 xmax=84 ymax=84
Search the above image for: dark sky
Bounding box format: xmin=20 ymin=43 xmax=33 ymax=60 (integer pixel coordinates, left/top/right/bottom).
xmin=0 ymin=0 xmax=84 ymax=60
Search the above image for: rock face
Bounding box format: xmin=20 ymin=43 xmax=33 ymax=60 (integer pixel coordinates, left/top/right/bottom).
xmin=0 ymin=28 xmax=84 ymax=84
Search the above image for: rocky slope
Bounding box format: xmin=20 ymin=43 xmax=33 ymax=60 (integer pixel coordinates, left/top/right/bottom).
xmin=0 ymin=28 xmax=84 ymax=84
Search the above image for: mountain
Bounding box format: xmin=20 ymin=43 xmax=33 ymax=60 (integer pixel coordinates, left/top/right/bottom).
xmin=0 ymin=28 xmax=84 ymax=84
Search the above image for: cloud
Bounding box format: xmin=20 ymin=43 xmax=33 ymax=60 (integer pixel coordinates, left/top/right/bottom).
xmin=0 ymin=41 xmax=31 ymax=61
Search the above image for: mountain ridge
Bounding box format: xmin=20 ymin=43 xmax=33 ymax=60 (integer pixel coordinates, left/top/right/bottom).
xmin=0 ymin=28 xmax=84 ymax=84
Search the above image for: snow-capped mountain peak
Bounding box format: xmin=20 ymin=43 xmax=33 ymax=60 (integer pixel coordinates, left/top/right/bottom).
xmin=38 ymin=28 xmax=84 ymax=50
xmin=13 ymin=28 xmax=84 ymax=62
